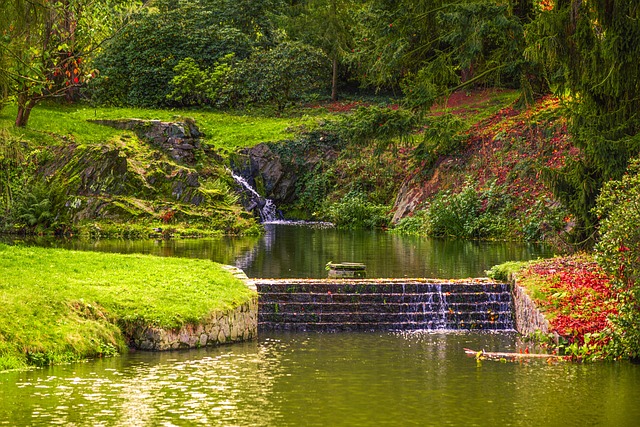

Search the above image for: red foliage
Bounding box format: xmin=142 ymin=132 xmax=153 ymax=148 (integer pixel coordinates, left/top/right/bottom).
xmin=161 ymin=209 xmax=175 ymax=224
xmin=524 ymin=257 xmax=620 ymax=347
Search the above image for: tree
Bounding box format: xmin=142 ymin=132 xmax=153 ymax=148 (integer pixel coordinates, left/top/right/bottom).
xmin=284 ymin=0 xmax=356 ymax=101
xmin=90 ymin=0 xmax=280 ymax=107
xmin=347 ymin=0 xmax=445 ymax=91
xmin=0 ymin=0 xmax=138 ymax=127
xmin=526 ymin=0 xmax=640 ymax=244
xmin=346 ymin=0 xmax=527 ymax=104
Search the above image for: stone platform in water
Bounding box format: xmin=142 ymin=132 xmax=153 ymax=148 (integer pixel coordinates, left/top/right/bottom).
xmin=256 ymin=278 xmax=514 ymax=332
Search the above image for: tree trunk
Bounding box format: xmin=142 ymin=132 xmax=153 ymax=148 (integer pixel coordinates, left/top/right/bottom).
xmin=331 ymin=56 xmax=339 ymax=102
xmin=15 ymin=95 xmax=36 ymax=127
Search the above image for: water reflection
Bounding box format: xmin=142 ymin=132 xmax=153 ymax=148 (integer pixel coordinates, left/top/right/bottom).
xmin=1 ymin=333 xmax=639 ymax=426
xmin=6 ymin=225 xmax=553 ymax=278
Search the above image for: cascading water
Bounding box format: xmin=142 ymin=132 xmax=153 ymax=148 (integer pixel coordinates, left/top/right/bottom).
xmin=257 ymin=279 xmax=515 ymax=332
xmin=229 ymin=170 xmax=334 ymax=227
xmin=230 ymin=171 xmax=280 ymax=222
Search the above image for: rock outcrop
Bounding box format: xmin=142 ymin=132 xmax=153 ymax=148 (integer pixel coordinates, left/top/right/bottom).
xmin=89 ymin=118 xmax=202 ymax=164
xmin=231 ymin=143 xmax=297 ymax=206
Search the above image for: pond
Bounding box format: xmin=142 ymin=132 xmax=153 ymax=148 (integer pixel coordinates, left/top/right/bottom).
xmin=14 ymin=223 xmax=553 ymax=278
xmin=3 ymin=226 xmax=638 ymax=426
xmin=1 ymin=332 xmax=638 ymax=426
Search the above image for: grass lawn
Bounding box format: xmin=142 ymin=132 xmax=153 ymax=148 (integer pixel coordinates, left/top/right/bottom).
xmin=0 ymin=244 xmax=256 ymax=371
xmin=0 ymin=103 xmax=323 ymax=150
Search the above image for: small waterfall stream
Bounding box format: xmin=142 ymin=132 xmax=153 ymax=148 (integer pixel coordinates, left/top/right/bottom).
xmin=230 ymin=171 xmax=280 ymax=222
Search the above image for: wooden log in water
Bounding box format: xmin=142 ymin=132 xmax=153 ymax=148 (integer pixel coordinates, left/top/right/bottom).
xmin=463 ymin=348 xmax=563 ymax=360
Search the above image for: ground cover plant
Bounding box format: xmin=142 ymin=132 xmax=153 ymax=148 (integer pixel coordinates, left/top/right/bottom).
xmin=0 ymin=244 xmax=256 ymax=371
xmin=392 ymin=92 xmax=573 ymax=241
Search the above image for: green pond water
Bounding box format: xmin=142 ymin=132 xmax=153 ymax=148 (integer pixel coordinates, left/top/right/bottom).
xmin=1 ymin=332 xmax=639 ymax=426
xmin=3 ymin=226 xmax=638 ymax=426
xmin=14 ymin=223 xmax=553 ymax=278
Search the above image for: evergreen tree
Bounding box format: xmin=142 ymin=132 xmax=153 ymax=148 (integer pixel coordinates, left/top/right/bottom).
xmin=527 ymin=0 xmax=640 ymax=244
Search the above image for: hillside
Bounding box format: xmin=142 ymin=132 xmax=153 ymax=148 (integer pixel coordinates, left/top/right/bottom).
xmin=0 ymin=104 xmax=311 ymax=237
xmin=1 ymin=92 xmax=577 ymax=243
xmin=232 ymin=90 xmax=575 ymax=242
xmin=391 ymin=92 xmax=575 ymax=242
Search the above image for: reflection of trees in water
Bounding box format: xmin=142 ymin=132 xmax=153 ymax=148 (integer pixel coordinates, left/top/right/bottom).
xmin=234 ymin=225 xmax=277 ymax=273
xmin=5 ymin=228 xmax=552 ymax=279
xmin=239 ymin=226 xmax=552 ymax=279
xmin=388 ymin=236 xmax=552 ymax=278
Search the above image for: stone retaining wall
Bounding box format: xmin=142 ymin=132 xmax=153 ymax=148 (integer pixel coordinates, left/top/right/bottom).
xmin=510 ymin=274 xmax=553 ymax=337
xmin=128 ymin=266 xmax=258 ymax=351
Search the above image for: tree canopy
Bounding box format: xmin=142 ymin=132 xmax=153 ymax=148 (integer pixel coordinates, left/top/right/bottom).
xmin=3 ymin=0 xmax=640 ymax=242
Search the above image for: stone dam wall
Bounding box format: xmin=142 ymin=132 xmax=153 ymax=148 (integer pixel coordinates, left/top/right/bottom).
xmin=256 ymin=276 xmax=551 ymax=336
xmin=124 ymin=270 xmax=552 ymax=349
xmin=510 ymin=274 xmax=554 ymax=338
xmin=256 ymin=278 xmax=515 ymax=332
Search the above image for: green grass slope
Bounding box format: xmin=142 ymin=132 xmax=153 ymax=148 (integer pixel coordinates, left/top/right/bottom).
xmin=0 ymin=244 xmax=255 ymax=371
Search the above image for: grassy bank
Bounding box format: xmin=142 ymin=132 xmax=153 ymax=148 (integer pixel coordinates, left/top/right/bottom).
xmin=0 ymin=244 xmax=256 ymax=371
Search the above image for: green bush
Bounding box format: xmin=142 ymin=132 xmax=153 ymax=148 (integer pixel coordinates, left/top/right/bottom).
xmin=166 ymin=55 xmax=234 ymax=107
xmin=343 ymin=105 xmax=417 ymax=151
xmin=393 ymin=210 xmax=429 ymax=235
xmin=325 ymin=192 xmax=390 ymax=229
xmin=12 ymin=179 xmax=69 ymax=233
xmin=219 ymin=41 xmax=330 ymax=110
xmin=412 ymin=113 xmax=468 ymax=171
xmin=425 ymin=181 xmax=510 ymax=239
xmin=594 ymin=158 xmax=640 ymax=358
xmin=88 ymin=1 xmax=256 ymax=107
xmin=485 ymin=261 xmax=529 ymax=282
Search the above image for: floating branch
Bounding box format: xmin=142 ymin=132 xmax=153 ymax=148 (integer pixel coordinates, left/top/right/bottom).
xmin=464 ymin=348 xmax=564 ymax=360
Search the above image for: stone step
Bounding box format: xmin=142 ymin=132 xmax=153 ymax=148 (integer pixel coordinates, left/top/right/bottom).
xmin=256 ymin=281 xmax=509 ymax=295
xmin=259 ymin=301 xmax=512 ymax=314
xmin=258 ymin=321 xmax=515 ymax=332
xmin=259 ymin=311 xmax=512 ymax=324
xmin=258 ymin=292 xmax=512 ymax=304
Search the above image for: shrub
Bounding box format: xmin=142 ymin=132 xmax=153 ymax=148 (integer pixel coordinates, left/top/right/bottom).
xmin=220 ymin=41 xmax=330 ymax=110
xmin=425 ymin=181 xmax=510 ymax=239
xmin=12 ymin=179 xmax=69 ymax=233
xmin=88 ymin=2 xmax=255 ymax=107
xmin=594 ymin=158 xmax=640 ymax=358
xmin=412 ymin=113 xmax=468 ymax=171
xmin=166 ymin=55 xmax=234 ymax=107
xmin=393 ymin=210 xmax=429 ymax=235
xmin=427 ymin=183 xmax=480 ymax=238
xmin=325 ymin=192 xmax=390 ymax=229
xmin=342 ymin=105 xmax=418 ymax=152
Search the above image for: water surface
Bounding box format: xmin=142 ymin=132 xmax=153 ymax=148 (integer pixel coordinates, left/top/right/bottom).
xmin=2 ymin=228 xmax=637 ymax=426
xmin=14 ymin=224 xmax=553 ymax=278
xmin=1 ymin=332 xmax=638 ymax=426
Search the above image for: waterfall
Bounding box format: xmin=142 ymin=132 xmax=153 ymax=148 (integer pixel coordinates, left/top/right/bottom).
xmin=230 ymin=171 xmax=280 ymax=222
